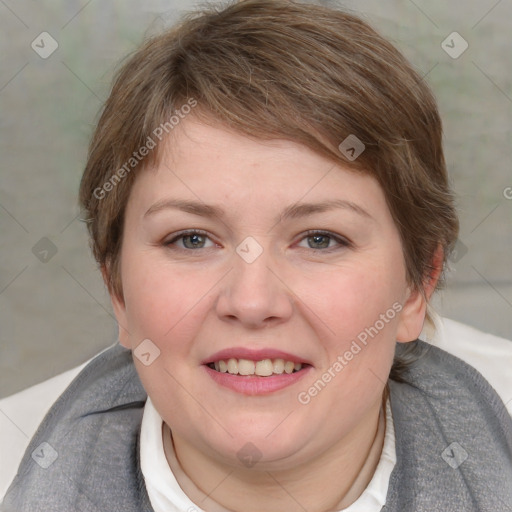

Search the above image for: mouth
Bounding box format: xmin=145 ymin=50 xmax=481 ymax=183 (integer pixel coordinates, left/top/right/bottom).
xmin=206 ymin=358 xmax=308 ymax=376
xmin=202 ymin=350 xmax=313 ymax=395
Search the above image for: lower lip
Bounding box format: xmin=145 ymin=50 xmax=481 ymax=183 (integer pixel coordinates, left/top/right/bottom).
xmin=203 ymin=365 xmax=311 ymax=395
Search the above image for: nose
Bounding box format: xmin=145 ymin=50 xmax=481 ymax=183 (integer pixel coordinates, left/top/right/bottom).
xmin=214 ymin=242 xmax=294 ymax=329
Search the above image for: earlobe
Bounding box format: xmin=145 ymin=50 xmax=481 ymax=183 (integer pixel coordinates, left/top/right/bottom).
xmin=395 ymin=287 xmax=427 ymax=343
xmin=396 ymin=244 xmax=444 ymax=343
xmin=111 ymin=292 xmax=131 ymax=349
xmin=101 ymin=265 xmax=131 ymax=349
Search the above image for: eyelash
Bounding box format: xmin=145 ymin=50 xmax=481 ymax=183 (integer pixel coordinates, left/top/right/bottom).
xmin=164 ymin=229 xmax=351 ymax=253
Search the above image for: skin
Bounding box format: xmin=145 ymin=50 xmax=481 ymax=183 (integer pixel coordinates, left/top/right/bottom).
xmin=109 ymin=117 xmax=441 ymax=512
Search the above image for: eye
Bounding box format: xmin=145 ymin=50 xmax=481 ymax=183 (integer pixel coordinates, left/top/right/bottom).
xmin=296 ymin=230 xmax=351 ymax=251
xmin=163 ymin=229 xmax=351 ymax=252
xmin=164 ymin=230 xmax=216 ymax=250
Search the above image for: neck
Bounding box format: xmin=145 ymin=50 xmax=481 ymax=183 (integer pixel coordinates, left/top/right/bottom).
xmin=164 ymin=395 xmax=386 ymax=512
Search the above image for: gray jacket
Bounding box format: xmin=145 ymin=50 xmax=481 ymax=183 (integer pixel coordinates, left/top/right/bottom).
xmin=2 ymin=340 xmax=512 ymax=511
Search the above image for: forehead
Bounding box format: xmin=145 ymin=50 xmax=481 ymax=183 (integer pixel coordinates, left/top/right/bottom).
xmin=126 ymin=117 xmax=390 ymax=223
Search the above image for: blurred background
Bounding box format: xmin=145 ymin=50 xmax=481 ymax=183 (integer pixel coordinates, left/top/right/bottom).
xmin=1 ymin=0 xmax=511 ymax=398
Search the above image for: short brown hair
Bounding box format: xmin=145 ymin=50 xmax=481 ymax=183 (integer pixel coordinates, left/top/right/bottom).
xmin=79 ymin=0 xmax=459 ymax=345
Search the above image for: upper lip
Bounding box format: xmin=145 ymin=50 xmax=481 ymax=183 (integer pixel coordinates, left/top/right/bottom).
xmin=203 ymin=347 xmax=313 ymax=366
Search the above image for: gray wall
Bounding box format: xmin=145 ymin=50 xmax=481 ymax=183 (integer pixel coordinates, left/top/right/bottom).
xmin=1 ymin=0 xmax=511 ymax=398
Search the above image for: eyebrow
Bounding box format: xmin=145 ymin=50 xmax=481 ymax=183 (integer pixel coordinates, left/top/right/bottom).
xmin=143 ymin=198 xmax=373 ymax=223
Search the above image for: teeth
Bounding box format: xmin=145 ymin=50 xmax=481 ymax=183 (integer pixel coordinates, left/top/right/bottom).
xmin=284 ymin=361 xmax=295 ymax=374
xmin=255 ymin=359 xmax=273 ymax=376
xmin=238 ymin=359 xmax=255 ymax=375
xmin=227 ymin=358 xmax=238 ymax=374
xmin=210 ymin=358 xmax=303 ymax=376
xmin=273 ymin=359 xmax=284 ymax=374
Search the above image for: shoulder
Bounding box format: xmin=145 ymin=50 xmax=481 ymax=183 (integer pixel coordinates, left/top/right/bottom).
xmin=0 ymin=344 xmax=115 ymax=503
xmin=387 ymin=317 xmax=512 ymax=509
xmin=418 ymin=313 xmax=512 ymax=416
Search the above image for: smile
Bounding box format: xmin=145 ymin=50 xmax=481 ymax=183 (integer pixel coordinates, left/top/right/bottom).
xmin=207 ymin=358 xmax=304 ymax=377
xmin=203 ymin=358 xmax=311 ymax=395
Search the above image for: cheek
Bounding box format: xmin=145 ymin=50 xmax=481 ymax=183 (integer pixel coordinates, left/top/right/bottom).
xmin=122 ymin=254 xmax=215 ymax=342
xmin=119 ymin=258 xmax=214 ymax=419
xmin=297 ymin=256 xmax=405 ymax=407
xmin=300 ymin=256 xmax=405 ymax=344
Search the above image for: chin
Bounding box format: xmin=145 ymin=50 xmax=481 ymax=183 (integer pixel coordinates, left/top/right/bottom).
xmin=200 ymin=416 xmax=315 ymax=470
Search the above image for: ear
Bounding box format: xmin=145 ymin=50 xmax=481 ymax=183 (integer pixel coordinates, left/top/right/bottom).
xmin=396 ymin=244 xmax=444 ymax=343
xmin=101 ymin=265 xmax=131 ymax=349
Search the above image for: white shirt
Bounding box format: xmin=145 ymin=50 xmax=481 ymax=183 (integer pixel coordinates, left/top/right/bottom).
xmin=140 ymin=395 xmax=397 ymax=512
xmin=1 ymin=314 xmax=511 ymax=510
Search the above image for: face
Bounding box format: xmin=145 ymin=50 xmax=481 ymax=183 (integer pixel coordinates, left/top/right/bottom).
xmin=111 ymin=117 xmax=427 ymax=471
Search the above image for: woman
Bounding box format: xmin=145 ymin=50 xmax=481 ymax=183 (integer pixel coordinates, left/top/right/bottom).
xmin=2 ymin=1 xmax=511 ymax=510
